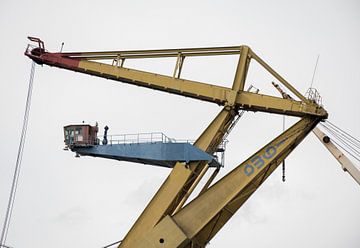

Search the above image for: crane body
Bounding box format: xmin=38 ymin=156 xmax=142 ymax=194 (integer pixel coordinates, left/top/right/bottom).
xmin=24 ymin=37 xmax=331 ymax=247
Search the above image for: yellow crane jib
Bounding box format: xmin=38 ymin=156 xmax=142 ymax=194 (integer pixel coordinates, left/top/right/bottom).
xmin=25 ymin=37 xmax=327 ymax=119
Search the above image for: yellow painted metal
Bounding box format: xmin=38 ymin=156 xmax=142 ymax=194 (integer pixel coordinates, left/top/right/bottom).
xmin=136 ymin=116 xmax=320 ymax=247
xmin=249 ymin=50 xmax=307 ymax=102
xmin=175 ymin=117 xmax=318 ymax=238
xmin=76 ymin=60 xmax=327 ymax=118
xmin=172 ymin=163 xmax=209 ymax=215
xmin=232 ymin=46 xmax=250 ymax=94
xmin=77 ymin=59 xmax=233 ymax=105
xmin=173 ymin=54 xmax=185 ymax=79
xmin=118 ymin=162 xmax=192 ymax=248
xmin=193 ymin=147 xmax=293 ymax=247
xmin=119 ymin=108 xmax=237 ymax=248
xmin=235 ymin=91 xmax=326 ymax=117
xmin=131 ymin=216 xmax=189 ymax=248
xmin=54 ymin=44 xmax=326 ymax=118
xmin=198 ymin=167 xmax=220 ymax=195
xmin=64 ymin=46 xmax=242 ymax=60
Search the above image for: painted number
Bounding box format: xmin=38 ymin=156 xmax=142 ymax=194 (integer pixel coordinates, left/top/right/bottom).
xmin=243 ymin=137 xmax=287 ymax=177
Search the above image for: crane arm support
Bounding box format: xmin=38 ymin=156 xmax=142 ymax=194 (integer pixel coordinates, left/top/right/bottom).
xmin=25 ymin=48 xmax=233 ymax=103
xmin=134 ymin=116 xmax=320 ymax=247
xmin=249 ymin=50 xmax=307 ymax=102
xmin=118 ymin=107 xmax=237 ymax=248
xmin=58 ymin=47 xmax=243 ymax=60
xmin=231 ymin=46 xmax=250 ymax=93
xmin=192 ymin=144 xmax=293 ymax=245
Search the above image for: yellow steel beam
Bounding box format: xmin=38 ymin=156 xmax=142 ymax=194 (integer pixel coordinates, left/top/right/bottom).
xmin=134 ymin=116 xmax=319 ymax=247
xmin=193 ymin=146 xmax=292 ymax=246
xmin=68 ymin=51 xmax=242 ymax=60
xmin=173 ymin=117 xmax=318 ymax=242
xmin=76 ymin=60 xmax=327 ymax=118
xmin=78 ymin=59 xmax=233 ymax=105
xmin=249 ymin=50 xmax=307 ymax=102
xmin=235 ymin=91 xmax=326 ymax=117
xmin=118 ymin=108 xmax=237 ymax=248
xmin=231 ymin=46 xmax=250 ymax=94
xmin=62 ymin=46 xmax=242 ymax=60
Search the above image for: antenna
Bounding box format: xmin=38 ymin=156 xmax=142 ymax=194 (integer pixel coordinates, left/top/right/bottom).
xmin=60 ymin=42 xmax=64 ymax=53
xmin=310 ymin=54 xmax=320 ymax=88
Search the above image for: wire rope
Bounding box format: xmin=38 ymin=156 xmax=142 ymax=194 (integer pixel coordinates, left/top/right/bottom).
xmin=0 ymin=61 xmax=36 ymax=248
xmin=319 ymin=123 xmax=360 ymax=162
xmin=102 ymin=240 xmax=122 ymax=248
xmin=325 ymin=121 xmax=360 ymax=149
xmin=320 ymin=123 xmax=360 ymax=155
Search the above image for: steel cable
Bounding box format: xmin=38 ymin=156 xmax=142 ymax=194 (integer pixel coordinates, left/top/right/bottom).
xmin=326 ymin=120 xmax=360 ymax=143
xmin=319 ymin=122 xmax=360 ymax=162
xmin=102 ymin=240 xmax=122 ymax=248
xmin=325 ymin=121 xmax=360 ymax=149
xmin=327 ymin=138 xmax=360 ymax=163
xmin=0 ymin=61 xmax=36 ymax=248
xmin=320 ymin=124 xmax=360 ymax=158
xmin=321 ymin=122 xmax=360 ymax=154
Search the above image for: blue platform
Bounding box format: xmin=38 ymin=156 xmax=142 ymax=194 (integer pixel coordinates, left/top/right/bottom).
xmin=72 ymin=142 xmax=221 ymax=168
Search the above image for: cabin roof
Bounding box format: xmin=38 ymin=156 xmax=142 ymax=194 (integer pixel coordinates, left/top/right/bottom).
xmin=64 ymin=124 xmax=92 ymax=128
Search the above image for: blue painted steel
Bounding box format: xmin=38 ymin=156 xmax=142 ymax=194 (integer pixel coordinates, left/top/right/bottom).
xmin=72 ymin=142 xmax=220 ymax=168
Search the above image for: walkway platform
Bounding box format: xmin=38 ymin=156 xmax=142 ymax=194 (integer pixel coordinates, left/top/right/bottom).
xmin=70 ymin=132 xmax=221 ymax=168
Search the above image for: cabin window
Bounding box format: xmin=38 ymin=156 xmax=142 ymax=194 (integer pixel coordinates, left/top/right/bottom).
xmin=64 ymin=128 xmax=76 ymax=143
xmin=75 ymin=128 xmax=82 ymax=135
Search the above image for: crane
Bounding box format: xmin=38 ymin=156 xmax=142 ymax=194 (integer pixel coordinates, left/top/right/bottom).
xmin=25 ymin=37 xmax=330 ymax=248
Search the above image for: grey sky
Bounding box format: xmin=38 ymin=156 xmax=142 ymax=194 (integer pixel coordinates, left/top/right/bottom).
xmin=1 ymin=0 xmax=359 ymax=247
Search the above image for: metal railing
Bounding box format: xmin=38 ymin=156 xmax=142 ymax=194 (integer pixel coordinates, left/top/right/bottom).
xmin=102 ymin=132 xmax=194 ymax=145
xmin=102 ymin=132 xmax=228 ymax=166
xmin=305 ymin=87 xmax=323 ymax=106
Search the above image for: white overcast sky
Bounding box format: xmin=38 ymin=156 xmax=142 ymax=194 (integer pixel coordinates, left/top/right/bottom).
xmin=1 ymin=0 xmax=359 ymax=247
